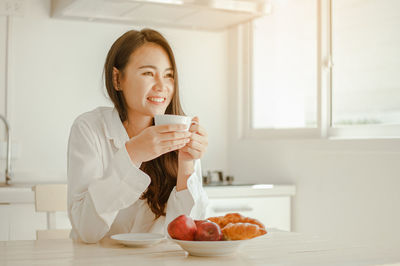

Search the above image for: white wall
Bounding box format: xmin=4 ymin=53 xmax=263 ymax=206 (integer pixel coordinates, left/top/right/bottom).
xmin=0 ymin=17 xmax=5 ymax=116
xmin=227 ymin=138 xmax=400 ymax=241
xmin=0 ymin=16 xmax=7 ymax=170
xmin=0 ymin=0 xmax=228 ymax=182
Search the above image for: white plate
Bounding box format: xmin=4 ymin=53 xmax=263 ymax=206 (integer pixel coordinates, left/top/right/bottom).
xmin=168 ymin=234 xmax=268 ymax=257
xmin=111 ymin=233 xmax=165 ymax=247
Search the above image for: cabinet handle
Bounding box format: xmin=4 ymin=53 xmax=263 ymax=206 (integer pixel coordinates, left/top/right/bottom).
xmin=211 ymin=205 xmax=253 ymax=213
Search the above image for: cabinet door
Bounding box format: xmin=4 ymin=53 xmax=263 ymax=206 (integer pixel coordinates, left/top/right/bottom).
xmin=206 ymin=197 xmax=291 ymax=231
xmin=9 ymin=204 xmax=47 ymax=240
xmin=0 ymin=205 xmax=10 ymax=241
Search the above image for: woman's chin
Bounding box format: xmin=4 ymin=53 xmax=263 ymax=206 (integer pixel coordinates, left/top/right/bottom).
xmin=145 ymin=109 xmax=167 ymax=118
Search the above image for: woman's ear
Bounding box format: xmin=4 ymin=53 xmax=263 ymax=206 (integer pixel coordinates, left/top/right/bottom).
xmin=112 ymin=67 xmax=121 ymax=91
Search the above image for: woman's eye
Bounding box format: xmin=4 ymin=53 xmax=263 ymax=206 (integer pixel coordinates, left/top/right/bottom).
xmin=143 ymin=72 xmax=154 ymax=76
xmin=165 ymin=73 xmax=174 ymax=79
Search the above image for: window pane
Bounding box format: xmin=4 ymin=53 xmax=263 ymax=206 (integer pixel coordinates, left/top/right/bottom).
xmin=252 ymin=0 xmax=317 ymax=129
xmin=332 ymin=0 xmax=400 ymax=127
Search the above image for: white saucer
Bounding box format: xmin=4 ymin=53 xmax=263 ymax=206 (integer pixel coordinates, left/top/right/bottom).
xmin=111 ymin=233 xmax=165 ymax=247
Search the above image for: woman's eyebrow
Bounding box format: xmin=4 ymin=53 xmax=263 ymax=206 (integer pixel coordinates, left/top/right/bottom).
xmin=138 ymin=65 xmax=173 ymax=71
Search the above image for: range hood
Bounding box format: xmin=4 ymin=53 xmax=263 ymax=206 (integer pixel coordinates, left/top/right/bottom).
xmin=52 ymin=0 xmax=270 ymax=31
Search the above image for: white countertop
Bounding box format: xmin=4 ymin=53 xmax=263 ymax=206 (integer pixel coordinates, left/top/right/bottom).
xmin=0 ymin=182 xmax=65 ymax=204
xmin=204 ymin=184 xmax=296 ymax=198
xmin=0 ymin=183 xmax=36 ymax=204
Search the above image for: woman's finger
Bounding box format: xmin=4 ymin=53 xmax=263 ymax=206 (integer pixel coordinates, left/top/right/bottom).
xmin=163 ymin=141 xmax=187 ymax=153
xmin=181 ymin=145 xmax=201 ymax=159
xmin=188 ymin=116 xmax=199 ymax=132
xmin=160 ymin=138 xmax=190 ymax=148
xmin=190 ymin=132 xmax=207 ymax=145
xmin=155 ymin=124 xmax=188 ymax=133
xmin=188 ymin=139 xmax=205 ymax=152
xmin=189 ymin=124 xmax=207 ymax=137
xmin=191 ymin=116 xmax=199 ymax=124
xmin=159 ymin=131 xmax=192 ymax=141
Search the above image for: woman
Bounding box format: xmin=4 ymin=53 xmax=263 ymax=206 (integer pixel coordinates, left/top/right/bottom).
xmin=67 ymin=28 xmax=209 ymax=243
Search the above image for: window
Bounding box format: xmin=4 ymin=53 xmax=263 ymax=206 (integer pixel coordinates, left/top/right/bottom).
xmin=252 ymin=0 xmax=317 ymax=129
xmin=247 ymin=0 xmax=400 ymax=139
xmin=331 ymin=0 xmax=400 ymax=127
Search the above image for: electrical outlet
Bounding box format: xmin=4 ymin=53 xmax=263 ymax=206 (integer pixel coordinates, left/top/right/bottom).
xmin=0 ymin=141 xmax=20 ymax=160
xmin=0 ymin=0 xmax=25 ymax=16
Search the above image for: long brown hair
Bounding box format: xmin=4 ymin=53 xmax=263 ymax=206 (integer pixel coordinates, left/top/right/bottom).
xmin=104 ymin=29 xmax=185 ymax=219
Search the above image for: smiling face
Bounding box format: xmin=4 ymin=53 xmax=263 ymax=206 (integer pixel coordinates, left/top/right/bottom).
xmin=117 ymin=42 xmax=175 ymax=120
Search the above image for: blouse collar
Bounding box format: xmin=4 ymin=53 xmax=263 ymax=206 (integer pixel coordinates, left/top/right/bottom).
xmin=104 ymin=108 xmax=129 ymax=149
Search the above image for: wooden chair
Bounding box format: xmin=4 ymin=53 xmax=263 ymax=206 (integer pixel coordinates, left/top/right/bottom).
xmin=33 ymin=184 xmax=70 ymax=240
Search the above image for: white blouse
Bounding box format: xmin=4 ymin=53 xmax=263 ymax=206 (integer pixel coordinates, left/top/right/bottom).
xmin=67 ymin=107 xmax=209 ymax=243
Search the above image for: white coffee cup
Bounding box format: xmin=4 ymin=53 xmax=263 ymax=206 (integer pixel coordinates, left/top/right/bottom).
xmin=154 ymin=114 xmax=194 ymax=131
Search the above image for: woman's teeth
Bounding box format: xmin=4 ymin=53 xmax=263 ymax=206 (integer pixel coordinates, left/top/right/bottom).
xmin=148 ymin=97 xmax=165 ymax=103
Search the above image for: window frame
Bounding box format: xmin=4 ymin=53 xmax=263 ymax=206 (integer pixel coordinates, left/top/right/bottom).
xmin=242 ymin=0 xmax=400 ymax=140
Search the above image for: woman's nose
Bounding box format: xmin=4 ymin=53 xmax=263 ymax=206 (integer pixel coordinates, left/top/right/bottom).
xmin=153 ymin=74 xmax=165 ymax=91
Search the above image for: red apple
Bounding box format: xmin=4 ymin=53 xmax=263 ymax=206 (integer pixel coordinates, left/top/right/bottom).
xmin=194 ymin=219 xmax=208 ymax=227
xmin=194 ymin=221 xmax=222 ymax=241
xmin=167 ymin=215 xmax=197 ymax=241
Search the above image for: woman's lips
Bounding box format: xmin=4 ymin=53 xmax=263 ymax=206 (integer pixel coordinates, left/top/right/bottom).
xmin=147 ymin=97 xmax=166 ymax=104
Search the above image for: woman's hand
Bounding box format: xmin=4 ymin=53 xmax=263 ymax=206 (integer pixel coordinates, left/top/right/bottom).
xmin=178 ymin=117 xmax=208 ymax=163
xmin=176 ymin=117 xmax=208 ymax=191
xmin=125 ymin=124 xmax=192 ymax=167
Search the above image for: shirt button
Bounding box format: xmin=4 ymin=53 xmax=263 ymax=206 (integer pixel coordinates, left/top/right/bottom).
xmin=113 ymin=139 xmax=121 ymax=147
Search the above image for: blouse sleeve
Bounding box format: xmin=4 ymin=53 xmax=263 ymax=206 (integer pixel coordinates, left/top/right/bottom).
xmin=67 ymin=118 xmax=150 ymax=243
xmin=164 ymin=159 xmax=209 ymax=233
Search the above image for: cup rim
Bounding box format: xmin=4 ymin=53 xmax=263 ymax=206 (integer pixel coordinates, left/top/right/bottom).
xmin=154 ymin=114 xmax=190 ymax=118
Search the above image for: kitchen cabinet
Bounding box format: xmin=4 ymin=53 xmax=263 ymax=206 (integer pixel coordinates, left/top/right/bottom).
xmin=6 ymin=204 xmax=47 ymax=240
xmin=204 ymin=185 xmax=295 ymax=231
xmin=0 ymin=203 xmax=71 ymax=241
xmin=0 ymin=203 xmax=67 ymax=241
xmin=0 ymin=185 xmax=43 ymax=240
xmin=0 ymin=184 xmax=71 ymax=241
xmin=0 ymin=205 xmax=9 ymax=240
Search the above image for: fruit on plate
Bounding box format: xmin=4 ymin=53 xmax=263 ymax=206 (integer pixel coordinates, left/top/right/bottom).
xmin=168 ymin=213 xmax=266 ymax=241
xmin=194 ymin=219 xmax=208 ymax=227
xmin=194 ymin=220 xmax=222 ymax=241
xmin=167 ymin=214 xmax=197 ymax=241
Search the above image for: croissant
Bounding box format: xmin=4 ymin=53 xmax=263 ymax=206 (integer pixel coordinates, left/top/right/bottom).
xmin=208 ymin=213 xmax=265 ymax=230
xmin=222 ymin=222 xmax=267 ymax=240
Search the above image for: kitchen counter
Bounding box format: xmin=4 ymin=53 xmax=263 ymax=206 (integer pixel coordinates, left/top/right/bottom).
xmin=1 ymin=231 xmax=400 ymax=266
xmin=204 ymin=184 xmax=295 ymax=198
xmin=0 ymin=181 xmax=67 ymax=204
xmin=0 ymin=184 xmax=35 ymax=204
